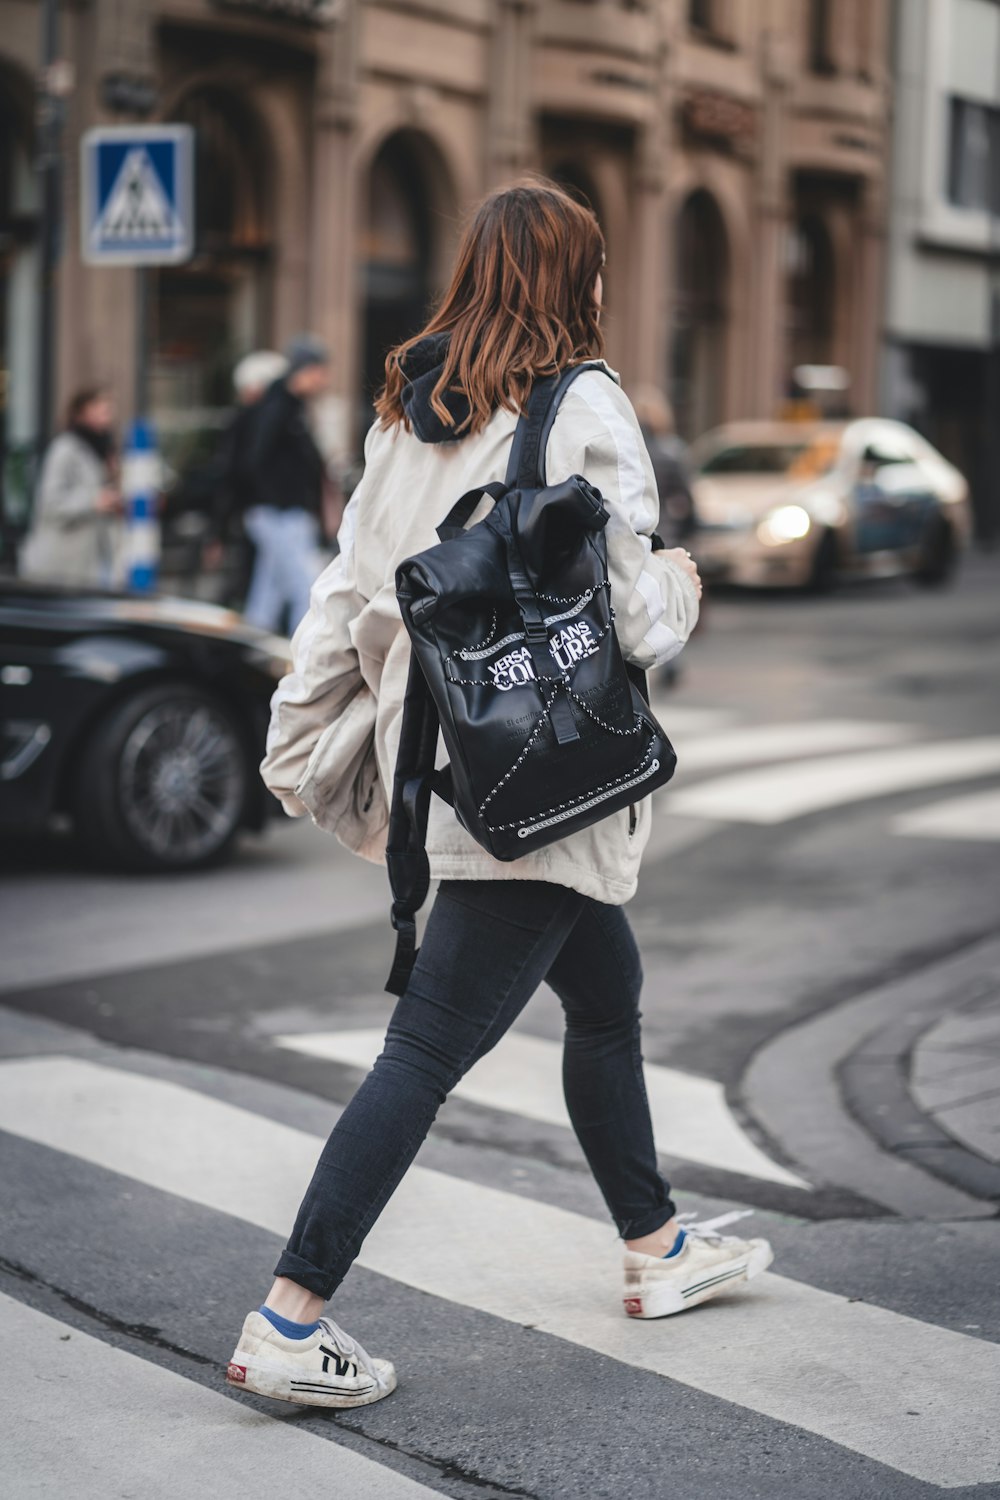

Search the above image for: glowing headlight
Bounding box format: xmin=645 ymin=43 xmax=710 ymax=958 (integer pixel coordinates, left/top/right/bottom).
xmin=757 ymin=504 xmax=812 ymax=546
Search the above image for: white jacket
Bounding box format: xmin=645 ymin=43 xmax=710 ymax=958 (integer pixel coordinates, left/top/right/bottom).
xmin=261 ymin=366 xmax=700 ymax=905
xmin=20 ymin=432 xmax=124 ymax=587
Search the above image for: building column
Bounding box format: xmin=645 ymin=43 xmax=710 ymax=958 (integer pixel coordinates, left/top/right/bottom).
xmin=850 ymin=177 xmax=886 ymax=414
xmin=746 ymin=25 xmax=791 ymax=417
xmin=486 ymin=0 xmax=537 ymax=185
xmin=629 ymin=9 xmax=671 ymax=394
xmin=60 ymin=0 xmax=157 ymax=423
xmin=309 ymin=2 xmax=360 ymax=432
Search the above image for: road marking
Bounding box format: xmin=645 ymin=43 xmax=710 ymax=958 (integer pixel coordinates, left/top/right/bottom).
xmin=273 ymin=1028 xmax=808 ymax=1189
xmin=0 ymin=1292 xmax=435 ymax=1500
xmin=666 ymin=738 xmax=1000 ymax=824
xmin=678 ymin=719 xmax=916 ymax=774
xmin=893 ymin=787 xmax=1000 ymax=841
xmin=0 ymin=1056 xmax=997 ymax=1489
xmin=648 ymin=706 xmax=739 ymax=737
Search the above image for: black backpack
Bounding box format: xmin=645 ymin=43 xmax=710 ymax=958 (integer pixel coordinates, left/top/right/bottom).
xmin=385 ymin=364 xmax=677 ymax=994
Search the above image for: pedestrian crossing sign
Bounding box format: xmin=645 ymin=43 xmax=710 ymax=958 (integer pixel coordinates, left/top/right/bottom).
xmin=81 ymin=125 xmax=195 ymax=266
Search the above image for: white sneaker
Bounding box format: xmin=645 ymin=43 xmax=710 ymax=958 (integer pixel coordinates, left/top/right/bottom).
xmin=226 ymin=1311 xmax=397 ymax=1408
xmin=623 ymin=1211 xmax=774 ymax=1319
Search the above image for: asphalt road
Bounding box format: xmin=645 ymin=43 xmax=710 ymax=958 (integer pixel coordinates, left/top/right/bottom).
xmin=2 ymin=557 xmax=999 ymax=1500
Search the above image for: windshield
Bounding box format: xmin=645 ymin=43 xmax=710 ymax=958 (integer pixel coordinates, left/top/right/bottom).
xmin=698 ymin=438 xmax=838 ymax=478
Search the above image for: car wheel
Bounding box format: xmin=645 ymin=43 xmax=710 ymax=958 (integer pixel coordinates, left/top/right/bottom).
xmin=914 ymin=515 xmax=957 ymax=588
xmin=807 ymin=529 xmax=839 ymax=594
xmin=75 ymin=682 xmax=249 ymax=872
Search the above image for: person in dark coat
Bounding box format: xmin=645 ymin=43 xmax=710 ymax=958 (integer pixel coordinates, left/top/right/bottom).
xmin=204 ymin=351 xmax=289 ymax=598
xmin=633 ymin=387 xmax=697 ymax=546
xmin=242 ymin=335 xmax=332 ymax=633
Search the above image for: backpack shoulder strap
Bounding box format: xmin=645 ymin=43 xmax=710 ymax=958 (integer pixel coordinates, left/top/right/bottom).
xmin=384 ymin=653 xmax=442 ymax=996
xmin=506 ymin=361 xmax=614 ymax=489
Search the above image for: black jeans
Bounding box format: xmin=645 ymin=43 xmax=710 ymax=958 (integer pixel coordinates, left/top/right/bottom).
xmin=275 ymin=880 xmax=676 ymax=1299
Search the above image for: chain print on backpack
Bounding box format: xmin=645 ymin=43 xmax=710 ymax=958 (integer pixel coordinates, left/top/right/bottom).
xmin=477 ymin=686 xmax=559 ymax=818
xmin=486 ymin=742 xmax=660 ymax=836
xmin=451 ymin=583 xmax=609 ymax=666
xmin=475 ymin=638 xmax=647 ymax=826
xmin=447 ymin=601 xmax=617 ymax=690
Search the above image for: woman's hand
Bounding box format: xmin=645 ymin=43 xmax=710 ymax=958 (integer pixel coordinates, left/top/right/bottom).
xmin=657 ymin=545 xmax=703 ymax=600
xmin=96 ymin=485 xmax=123 ymax=515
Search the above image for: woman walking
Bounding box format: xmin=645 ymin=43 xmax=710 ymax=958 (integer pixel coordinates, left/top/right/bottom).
xmin=228 ymin=180 xmax=772 ymax=1408
xmin=20 ymin=387 xmax=123 ymax=587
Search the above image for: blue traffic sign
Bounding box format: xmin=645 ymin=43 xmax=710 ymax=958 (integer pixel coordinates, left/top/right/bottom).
xmin=80 ymin=125 xmax=195 ymax=266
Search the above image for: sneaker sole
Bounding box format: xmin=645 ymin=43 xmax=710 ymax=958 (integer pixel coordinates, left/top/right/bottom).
xmin=623 ymin=1240 xmax=774 ymax=1320
xmin=225 ymin=1359 xmax=397 ymax=1409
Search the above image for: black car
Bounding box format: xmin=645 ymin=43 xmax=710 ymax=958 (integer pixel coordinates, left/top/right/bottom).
xmin=0 ymin=581 xmax=291 ymax=871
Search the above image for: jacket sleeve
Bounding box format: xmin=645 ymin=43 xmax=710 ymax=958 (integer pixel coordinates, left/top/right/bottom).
xmin=36 ymin=437 xmax=100 ymax=528
xmin=259 ymin=488 xmax=367 ymax=815
xmin=547 ymin=371 xmax=700 ymax=669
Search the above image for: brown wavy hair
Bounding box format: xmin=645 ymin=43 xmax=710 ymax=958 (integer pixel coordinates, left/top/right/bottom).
xmin=376 ymin=177 xmax=606 ymax=436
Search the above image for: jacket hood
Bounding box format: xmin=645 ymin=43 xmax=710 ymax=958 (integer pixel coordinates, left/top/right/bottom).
xmin=400 ymin=333 xmax=473 ymax=444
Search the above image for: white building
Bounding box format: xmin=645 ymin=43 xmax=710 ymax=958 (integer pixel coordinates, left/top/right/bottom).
xmin=883 ymin=0 xmax=1000 ymax=541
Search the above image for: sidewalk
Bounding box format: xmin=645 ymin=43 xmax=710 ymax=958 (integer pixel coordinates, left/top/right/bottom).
xmin=910 ymin=994 xmax=1000 ymax=1167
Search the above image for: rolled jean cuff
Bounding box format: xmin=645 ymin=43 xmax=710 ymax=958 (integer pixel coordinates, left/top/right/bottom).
xmin=618 ymin=1197 xmax=677 ymax=1241
xmin=273 ymin=1249 xmax=338 ymax=1301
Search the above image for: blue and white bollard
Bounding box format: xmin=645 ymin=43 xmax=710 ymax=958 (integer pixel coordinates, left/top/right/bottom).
xmin=122 ymin=419 xmax=161 ymax=593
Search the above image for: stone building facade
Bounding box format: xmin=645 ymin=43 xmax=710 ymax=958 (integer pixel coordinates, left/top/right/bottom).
xmin=882 ymin=0 xmax=1000 ymax=542
xmin=1 ymin=0 xmax=891 ymax=497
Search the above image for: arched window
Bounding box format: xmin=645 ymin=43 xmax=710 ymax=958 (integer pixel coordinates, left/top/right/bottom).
xmin=787 ymin=213 xmax=835 ymax=377
xmin=153 ymin=88 xmax=274 ymax=421
xmin=360 ymin=131 xmax=453 ymax=439
xmin=0 ymin=67 xmax=41 ymax=537
xmin=809 ymin=0 xmax=835 ymax=74
xmin=671 ymin=190 xmax=729 ymax=439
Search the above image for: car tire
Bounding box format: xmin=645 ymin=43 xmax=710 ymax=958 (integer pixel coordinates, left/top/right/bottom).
xmin=75 ymin=681 xmax=249 ymax=872
xmin=914 ymin=516 xmax=957 ymax=588
xmin=807 ymin=529 xmax=839 ymax=594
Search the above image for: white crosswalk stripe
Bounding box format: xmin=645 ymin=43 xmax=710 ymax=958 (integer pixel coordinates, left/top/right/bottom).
xmin=1 ymin=1054 xmax=997 ymax=1490
xmin=273 ymin=1027 xmax=808 ymax=1188
xmin=676 ymin=718 xmax=916 ymax=773
xmin=893 ymin=786 xmax=1000 ymax=841
xmin=665 ymin=736 xmax=1000 ymax=824
xmin=1 ymin=1293 xmax=436 ymax=1500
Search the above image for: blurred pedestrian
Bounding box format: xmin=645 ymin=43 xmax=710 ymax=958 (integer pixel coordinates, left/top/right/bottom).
xmin=203 ymin=350 xmax=289 ymax=587
xmin=20 ymin=387 xmax=123 ymax=588
xmin=242 ymin=335 xmax=331 ymax=633
xmin=634 ymin=388 xmax=702 ymax=678
xmin=633 ymin=386 xmax=697 ymax=546
xmin=225 ymin=180 xmax=769 ymax=1414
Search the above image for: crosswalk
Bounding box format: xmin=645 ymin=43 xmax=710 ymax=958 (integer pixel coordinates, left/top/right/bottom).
xmin=4 ymin=700 xmax=999 ymax=1496
xmin=2 ymin=1050 xmax=998 ymax=1493
xmin=274 ymin=1027 xmax=809 ymax=1188
xmin=4 ymin=1294 xmax=436 ymax=1500
xmin=649 ymin=704 xmax=1000 ymax=837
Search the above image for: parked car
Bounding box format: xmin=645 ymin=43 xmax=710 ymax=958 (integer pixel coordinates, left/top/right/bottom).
xmin=0 ymin=581 xmax=291 ymax=871
xmin=688 ymin=419 xmax=972 ymax=590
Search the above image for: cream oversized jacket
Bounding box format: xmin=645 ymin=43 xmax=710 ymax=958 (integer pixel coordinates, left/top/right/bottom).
xmin=261 ymin=366 xmax=700 ymax=905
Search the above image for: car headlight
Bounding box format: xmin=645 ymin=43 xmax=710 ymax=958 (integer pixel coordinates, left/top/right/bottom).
xmin=756 ymin=505 xmax=812 ymax=546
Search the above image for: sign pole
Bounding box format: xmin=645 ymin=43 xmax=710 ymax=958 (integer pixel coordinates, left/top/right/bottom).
xmin=35 ymin=0 xmax=62 ymax=453
xmin=80 ymin=123 xmax=194 ymax=594
xmin=135 ymin=265 xmax=150 ymax=420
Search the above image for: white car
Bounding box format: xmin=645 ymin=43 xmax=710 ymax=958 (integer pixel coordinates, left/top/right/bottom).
xmin=689 ymin=419 xmax=972 ymax=590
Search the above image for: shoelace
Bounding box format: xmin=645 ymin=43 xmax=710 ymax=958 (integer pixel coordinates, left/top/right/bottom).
xmin=675 ymin=1209 xmax=754 ymax=1247
xmin=317 ymin=1315 xmax=381 ymax=1384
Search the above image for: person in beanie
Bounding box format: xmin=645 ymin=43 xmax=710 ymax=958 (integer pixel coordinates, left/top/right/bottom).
xmin=242 ymin=335 xmax=331 ymax=632
xmin=203 ymin=351 xmax=289 ymax=591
